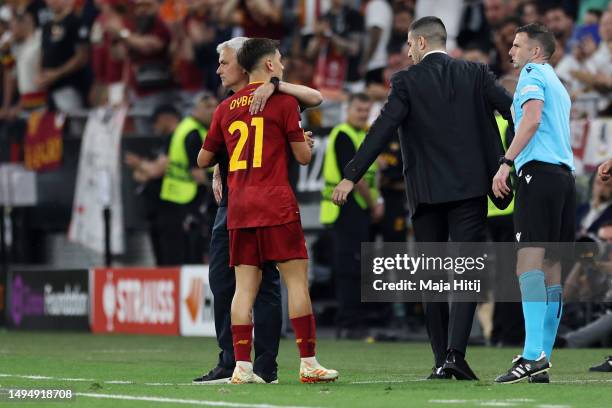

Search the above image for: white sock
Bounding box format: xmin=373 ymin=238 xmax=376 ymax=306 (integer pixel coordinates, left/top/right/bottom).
xmin=236 ymin=361 xmax=253 ymax=371
xmin=301 ymin=356 xmax=318 ymax=366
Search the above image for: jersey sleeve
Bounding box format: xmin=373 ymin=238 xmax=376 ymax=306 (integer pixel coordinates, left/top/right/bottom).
xmin=517 ymin=65 xmax=545 ymax=108
xmin=203 ymin=106 xmax=225 ymax=153
xmin=282 ymin=97 xmax=305 ymax=142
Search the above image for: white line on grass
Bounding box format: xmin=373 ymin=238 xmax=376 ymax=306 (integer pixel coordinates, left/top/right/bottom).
xmin=429 ymin=400 xmax=535 ymax=407
xmin=536 ymin=405 xmax=572 ymax=408
xmin=429 ymin=400 xmax=468 ymax=404
xmin=0 ymin=373 xmax=95 ymax=382
xmin=553 ymin=379 xmax=612 ymax=384
xmin=350 ymin=378 xmax=426 ymax=384
xmin=75 ymin=393 xmax=324 ymax=408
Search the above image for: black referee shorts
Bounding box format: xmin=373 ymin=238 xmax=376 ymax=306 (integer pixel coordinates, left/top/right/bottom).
xmin=513 ymin=161 xmax=576 ymax=260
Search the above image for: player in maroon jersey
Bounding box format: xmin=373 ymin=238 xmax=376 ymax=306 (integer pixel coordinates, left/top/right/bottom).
xmin=197 ymin=38 xmax=338 ymax=384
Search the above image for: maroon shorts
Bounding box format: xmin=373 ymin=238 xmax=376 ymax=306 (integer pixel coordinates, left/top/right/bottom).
xmin=229 ymin=221 xmax=308 ymax=267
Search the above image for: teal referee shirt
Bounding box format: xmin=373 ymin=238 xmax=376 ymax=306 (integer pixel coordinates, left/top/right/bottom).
xmin=512 ymin=62 xmax=574 ymax=173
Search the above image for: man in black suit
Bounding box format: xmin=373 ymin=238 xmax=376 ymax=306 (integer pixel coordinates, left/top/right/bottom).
xmin=332 ymin=16 xmax=513 ymax=380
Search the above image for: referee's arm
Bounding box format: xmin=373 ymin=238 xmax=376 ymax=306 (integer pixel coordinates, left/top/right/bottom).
xmin=492 ymin=99 xmax=543 ymax=197
xmin=503 ymin=99 xmax=543 ymax=162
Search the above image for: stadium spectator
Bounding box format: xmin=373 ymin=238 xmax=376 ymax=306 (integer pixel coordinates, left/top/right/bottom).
xmin=583 ymin=8 xmax=603 ymax=26
xmin=456 ymin=0 xmax=489 ymax=51
xmin=320 ymin=92 xmax=380 ymax=339
xmin=188 ymin=0 xmax=232 ymax=96
xmin=1 ymin=7 xmax=45 ymax=117
xmin=360 ymin=0 xmax=392 ymax=86
xmin=561 ymin=221 xmax=612 ymax=354
xmin=492 ymin=16 xmax=521 ymax=76
xmin=555 ymin=26 xmax=599 ymax=95
xmin=518 ymin=1 xmax=541 ymax=26
xmin=39 ymin=0 xmax=91 ymax=112
xmin=577 ymin=0 xmax=610 ymax=24
xmin=159 ymin=93 xmax=216 ymax=264
xmin=124 ymin=104 xmax=180 ymax=266
xmin=577 ymin=171 xmax=612 ymax=237
xmin=569 ymin=10 xmax=612 ymax=113
xmin=220 ymin=0 xmax=286 ymax=42
xmin=305 ymin=0 xmax=363 ymax=97
xmin=461 ymin=42 xmax=492 ymax=65
xmin=170 ymin=1 xmax=207 ymax=111
xmin=104 ymin=0 xmax=173 ymax=130
xmin=89 ymin=0 xmax=129 ymax=106
xmin=387 ymin=5 xmax=413 ymax=55
xmin=484 ymin=0 xmax=512 ymax=30
xmin=544 ymin=5 xmax=575 ymax=53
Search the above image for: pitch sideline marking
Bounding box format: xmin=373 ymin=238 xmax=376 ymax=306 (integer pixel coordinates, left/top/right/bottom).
xmin=75 ymin=392 xmax=324 ymax=408
xmin=0 ymin=373 xmax=95 ymax=382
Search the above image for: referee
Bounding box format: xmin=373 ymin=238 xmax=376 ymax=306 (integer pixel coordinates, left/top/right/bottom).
xmin=493 ymin=23 xmax=575 ymax=384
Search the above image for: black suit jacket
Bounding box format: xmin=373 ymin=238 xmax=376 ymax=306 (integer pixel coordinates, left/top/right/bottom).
xmin=344 ymin=53 xmax=514 ymax=215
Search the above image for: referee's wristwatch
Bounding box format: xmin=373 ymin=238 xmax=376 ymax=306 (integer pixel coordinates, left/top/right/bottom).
xmin=498 ymin=156 xmax=514 ymax=167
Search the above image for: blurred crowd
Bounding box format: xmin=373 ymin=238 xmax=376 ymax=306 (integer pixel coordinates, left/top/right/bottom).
xmin=0 ymin=0 xmax=609 ymax=123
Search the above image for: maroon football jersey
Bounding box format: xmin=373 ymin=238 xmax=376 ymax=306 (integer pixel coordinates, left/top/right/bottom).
xmin=204 ymin=82 xmax=306 ymax=229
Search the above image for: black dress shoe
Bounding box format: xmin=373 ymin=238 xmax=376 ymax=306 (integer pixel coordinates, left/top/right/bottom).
xmin=192 ymin=366 xmax=233 ymax=384
xmin=442 ymin=350 xmax=479 ymax=381
xmin=589 ymin=356 xmax=612 ymax=372
xmin=426 ymin=366 xmax=452 ymax=380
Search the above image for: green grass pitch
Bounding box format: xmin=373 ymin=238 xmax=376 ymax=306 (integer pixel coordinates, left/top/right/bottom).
xmin=0 ymin=331 xmax=609 ymax=407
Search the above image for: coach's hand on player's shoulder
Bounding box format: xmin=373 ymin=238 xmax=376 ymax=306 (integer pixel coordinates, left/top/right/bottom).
xmin=332 ymin=179 xmax=355 ymax=206
xmin=492 ymin=164 xmax=512 ymax=198
xmin=249 ymin=82 xmax=275 ymax=114
xmin=598 ymin=159 xmax=612 ymax=183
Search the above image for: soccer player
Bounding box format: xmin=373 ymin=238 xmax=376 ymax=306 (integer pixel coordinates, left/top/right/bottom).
xmin=493 ymin=23 xmax=575 ymax=384
xmin=192 ymin=37 xmax=323 ymax=385
xmin=197 ymin=38 xmax=338 ymax=384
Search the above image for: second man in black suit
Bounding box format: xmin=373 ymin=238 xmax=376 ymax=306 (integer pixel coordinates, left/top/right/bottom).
xmin=332 ymin=16 xmax=513 ymax=380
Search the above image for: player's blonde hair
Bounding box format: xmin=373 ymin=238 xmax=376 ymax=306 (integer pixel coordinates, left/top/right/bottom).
xmin=216 ymin=37 xmax=249 ymax=55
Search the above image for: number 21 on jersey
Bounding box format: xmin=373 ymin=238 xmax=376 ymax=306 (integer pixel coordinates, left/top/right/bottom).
xmin=229 ymin=117 xmax=263 ymax=172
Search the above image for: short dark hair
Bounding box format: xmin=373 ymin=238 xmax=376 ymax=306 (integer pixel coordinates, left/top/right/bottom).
xmin=237 ymin=38 xmax=280 ymax=73
xmin=586 ymin=8 xmax=603 ymax=19
xmin=463 ymin=40 xmax=491 ymax=54
xmin=393 ymin=4 xmax=414 ymax=17
xmin=516 ymin=23 xmax=556 ymax=59
xmin=409 ymin=16 xmax=447 ymax=46
xmin=544 ymin=5 xmax=569 ymax=17
xmin=599 ymin=219 xmax=612 ymax=231
xmin=501 ymin=16 xmax=522 ymax=29
xmin=152 ymin=104 xmax=180 ymax=122
xmin=348 ymin=92 xmax=371 ymax=105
